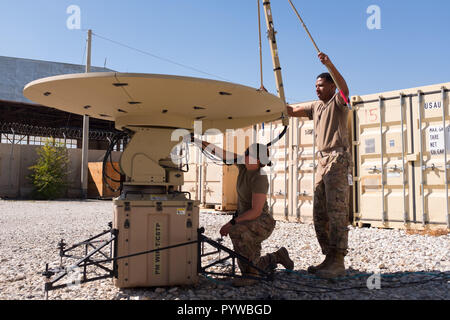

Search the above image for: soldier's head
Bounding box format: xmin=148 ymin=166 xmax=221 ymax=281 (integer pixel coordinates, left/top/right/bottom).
xmin=244 ymin=143 xmax=272 ymax=170
xmin=316 ymin=73 xmax=336 ymax=102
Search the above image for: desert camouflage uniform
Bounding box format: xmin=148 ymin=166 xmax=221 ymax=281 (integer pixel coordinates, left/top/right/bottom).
xmin=304 ymin=93 xmax=351 ymax=257
xmin=228 ymin=164 xmax=278 ymax=274
xmin=314 ymin=150 xmax=351 ymax=256
xmin=229 ymin=213 xmax=277 ymax=274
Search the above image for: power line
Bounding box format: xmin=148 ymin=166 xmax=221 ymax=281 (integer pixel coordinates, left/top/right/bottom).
xmin=81 ymin=37 xmax=87 ymax=66
xmin=78 ymin=30 xmax=303 ymax=103
xmin=91 ymin=32 xmax=233 ymax=82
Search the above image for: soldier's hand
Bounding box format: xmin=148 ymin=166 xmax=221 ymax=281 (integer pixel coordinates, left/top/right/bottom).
xmin=220 ymin=223 xmax=232 ymax=237
xmin=318 ymin=52 xmax=332 ymax=67
xmin=286 ymin=105 xmax=294 ymax=117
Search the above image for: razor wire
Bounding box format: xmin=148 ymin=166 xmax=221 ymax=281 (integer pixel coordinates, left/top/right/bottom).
xmin=0 ymin=122 xmax=119 ymax=141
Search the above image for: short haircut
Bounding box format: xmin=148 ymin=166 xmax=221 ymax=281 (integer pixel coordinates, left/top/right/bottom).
xmin=317 ymin=72 xmax=333 ymax=83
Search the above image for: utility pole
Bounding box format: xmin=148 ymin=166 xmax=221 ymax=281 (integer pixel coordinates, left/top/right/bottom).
xmin=262 ymin=1 xmax=292 ymax=219
xmin=262 ymin=1 xmax=288 ymax=125
xmin=81 ymin=29 xmax=92 ymax=199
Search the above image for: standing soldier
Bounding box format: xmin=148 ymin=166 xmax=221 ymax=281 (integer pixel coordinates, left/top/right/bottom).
xmin=287 ymin=52 xmax=351 ymax=279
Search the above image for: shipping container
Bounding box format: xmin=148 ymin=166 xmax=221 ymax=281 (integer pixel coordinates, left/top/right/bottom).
xmin=351 ymin=82 xmax=450 ymax=230
xmin=287 ymin=108 xmax=316 ymax=223
xmin=252 ymin=120 xmax=290 ymax=220
xmin=178 ymin=83 xmax=450 ymax=231
xmin=271 ymin=104 xmax=354 ymax=224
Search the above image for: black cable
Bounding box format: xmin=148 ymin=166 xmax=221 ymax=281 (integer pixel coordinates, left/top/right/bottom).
xmin=266 ymin=272 xmax=449 ymax=295
xmin=178 ymin=142 xmax=191 ymax=172
xmin=266 ymin=125 xmax=288 ymax=147
xmin=165 ymin=141 xmax=190 ymax=172
xmin=203 ymin=257 xmax=448 ymax=295
xmin=103 ymin=131 xmax=191 ymax=193
xmin=202 ymin=145 xmax=230 ymax=166
xmin=103 ymin=131 xmax=129 ymax=192
xmin=108 ymin=137 xmax=123 ymax=176
xmin=190 ymin=136 xmax=233 ymax=166
xmin=194 ymin=125 xmax=288 ymax=166
xmin=103 ymin=136 xmax=122 ymax=182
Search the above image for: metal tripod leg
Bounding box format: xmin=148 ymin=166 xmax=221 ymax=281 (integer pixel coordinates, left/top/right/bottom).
xmin=197 ymin=228 xmax=274 ymax=282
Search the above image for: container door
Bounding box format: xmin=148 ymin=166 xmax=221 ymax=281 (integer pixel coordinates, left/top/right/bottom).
xmin=296 ymin=118 xmax=315 ymax=223
xmin=355 ymin=95 xmax=412 ymax=227
xmin=412 ymin=88 xmax=450 ymax=227
xmin=221 ymin=165 xmax=238 ymax=211
xmin=222 ymin=126 xmax=253 ymax=211
xmin=203 ymin=134 xmax=224 ymax=206
xmin=257 ymin=121 xmax=288 ymax=219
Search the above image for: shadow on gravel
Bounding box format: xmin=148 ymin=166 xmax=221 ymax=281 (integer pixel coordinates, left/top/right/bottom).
xmin=109 ymin=269 xmax=449 ymax=300
xmin=259 ymin=268 xmax=450 ymax=300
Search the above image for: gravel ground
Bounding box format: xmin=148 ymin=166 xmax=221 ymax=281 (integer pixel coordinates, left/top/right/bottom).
xmin=0 ymin=200 xmax=448 ymax=300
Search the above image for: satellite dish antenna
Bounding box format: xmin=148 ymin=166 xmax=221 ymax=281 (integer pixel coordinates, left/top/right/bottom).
xmin=24 ymin=71 xmax=285 ymax=186
xmin=24 ymin=1 xmax=290 ymax=289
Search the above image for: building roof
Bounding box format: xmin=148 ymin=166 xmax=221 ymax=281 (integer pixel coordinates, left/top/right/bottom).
xmin=0 ymin=56 xmax=117 ymax=139
xmin=0 ymin=55 xmax=114 ymax=104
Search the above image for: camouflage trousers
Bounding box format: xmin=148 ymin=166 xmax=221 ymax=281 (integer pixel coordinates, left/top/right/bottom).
xmin=229 ymin=213 xmax=277 ymax=275
xmin=313 ymin=151 xmax=351 ymax=256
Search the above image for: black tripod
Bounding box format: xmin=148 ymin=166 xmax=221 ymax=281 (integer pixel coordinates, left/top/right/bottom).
xmin=42 ymin=224 xmax=274 ymax=299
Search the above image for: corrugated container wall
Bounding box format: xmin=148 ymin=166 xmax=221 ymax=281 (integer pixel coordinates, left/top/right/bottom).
xmin=352 ymin=82 xmax=450 ymax=230
xmin=281 ymin=105 xmax=353 ymax=223
xmin=253 ymin=121 xmax=290 ymax=220
xmin=179 ymin=82 xmax=450 ymax=231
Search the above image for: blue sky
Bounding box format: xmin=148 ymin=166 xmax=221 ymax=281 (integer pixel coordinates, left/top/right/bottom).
xmin=1 ymin=0 xmax=449 ymax=103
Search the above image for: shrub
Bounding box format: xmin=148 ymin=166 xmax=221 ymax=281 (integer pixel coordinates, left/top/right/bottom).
xmin=28 ymin=138 xmax=70 ymax=200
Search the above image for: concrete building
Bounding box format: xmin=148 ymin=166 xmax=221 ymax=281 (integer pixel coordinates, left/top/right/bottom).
xmin=0 ymin=55 xmax=112 ymax=104
xmin=0 ymin=56 xmax=121 ymax=199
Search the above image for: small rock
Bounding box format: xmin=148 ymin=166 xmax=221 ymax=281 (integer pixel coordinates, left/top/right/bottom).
xmin=223 ymin=291 xmax=235 ymax=298
xmin=11 ymin=275 xmax=26 ymax=282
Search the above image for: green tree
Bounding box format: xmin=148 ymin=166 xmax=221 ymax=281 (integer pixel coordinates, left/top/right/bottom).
xmin=28 ymin=138 xmax=70 ymax=200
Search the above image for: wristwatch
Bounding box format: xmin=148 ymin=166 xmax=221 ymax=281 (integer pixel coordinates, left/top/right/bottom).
xmin=230 ymin=218 xmax=236 ymax=225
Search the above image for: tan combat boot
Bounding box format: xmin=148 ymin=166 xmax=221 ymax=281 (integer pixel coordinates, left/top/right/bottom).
xmin=275 ymin=247 xmax=294 ymax=270
xmin=315 ymin=251 xmax=346 ymax=279
xmin=307 ymin=254 xmax=332 ymax=274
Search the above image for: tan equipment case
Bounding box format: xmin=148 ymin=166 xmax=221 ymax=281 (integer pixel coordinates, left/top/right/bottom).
xmin=113 ymin=197 xmax=199 ymax=288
